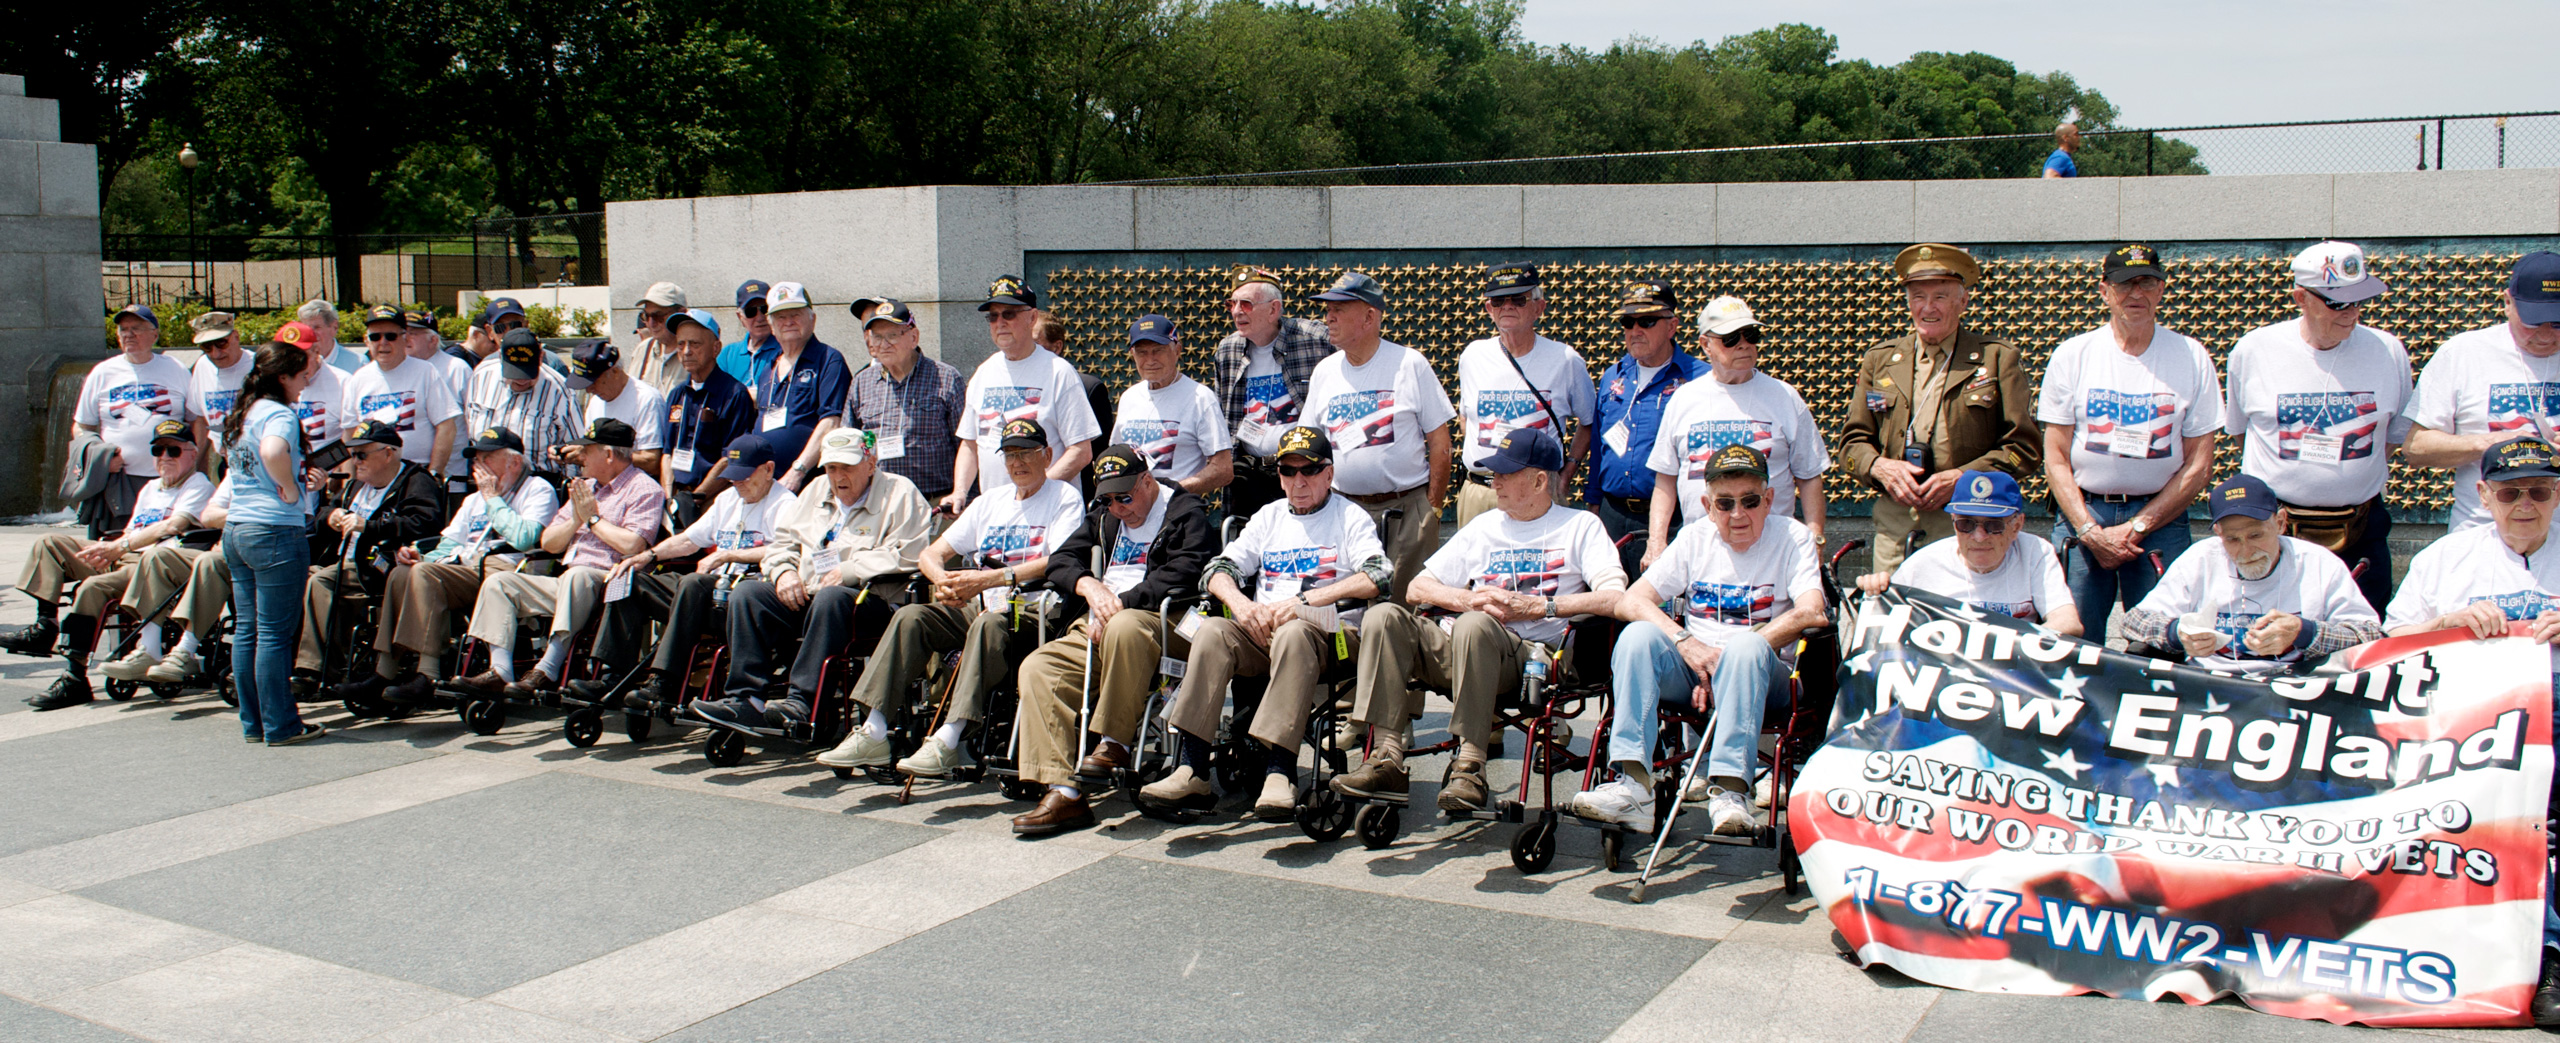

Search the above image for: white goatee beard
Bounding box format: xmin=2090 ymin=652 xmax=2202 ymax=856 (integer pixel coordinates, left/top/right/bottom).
xmin=2233 ymin=552 xmax=2276 ymax=581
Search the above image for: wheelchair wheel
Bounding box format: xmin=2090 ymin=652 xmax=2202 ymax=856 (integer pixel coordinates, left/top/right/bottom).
xmin=563 ymin=708 xmax=603 ymax=748
xmin=1354 ymin=802 xmax=1399 ymax=850
xmin=461 ymin=699 xmax=506 ymax=735
xmin=1510 ymin=818 xmax=1557 ymax=874
xmin=998 ymin=777 xmax=1045 ymax=802
xmin=1210 ymin=740 xmax=1255 ymax=796
xmin=1601 ymin=828 xmax=1624 ymax=872
xmin=704 ymin=729 xmax=747 ymax=767
xmin=105 ymin=678 xmax=138 ymax=702
xmin=1779 ymin=831 xmax=1803 ymax=897
xmin=1299 ymin=787 xmax=1350 ymax=842
xmin=624 ymin=712 xmax=654 ymax=742
xmin=215 ymin=674 xmax=238 ymax=707
xmin=146 ymin=682 xmax=181 ymax=701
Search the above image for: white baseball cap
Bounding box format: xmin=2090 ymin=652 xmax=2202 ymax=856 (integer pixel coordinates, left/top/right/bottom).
xmin=640 ymin=281 xmax=687 ymax=307
xmin=2290 ymin=241 xmax=2386 ymax=304
xmin=1697 ymin=295 xmax=1762 ymax=338
xmin=818 ymin=428 xmax=871 ymax=467
xmin=765 ymin=281 xmax=813 ymax=313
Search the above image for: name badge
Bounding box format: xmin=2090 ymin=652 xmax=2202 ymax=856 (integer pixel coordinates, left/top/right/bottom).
xmin=875 ymin=433 xmax=905 ymax=461
xmin=605 ymin=570 xmax=634 ymax=603
xmin=760 ymin=404 xmax=788 ymax=431
xmin=670 ymin=447 xmax=696 ymax=474
xmin=1601 ymin=420 xmax=1631 ymax=457
xmin=2108 ymin=424 xmax=2150 ymax=459
xmin=807 ymin=547 xmax=841 ymax=580
xmin=2295 ymin=433 xmax=2344 ymax=466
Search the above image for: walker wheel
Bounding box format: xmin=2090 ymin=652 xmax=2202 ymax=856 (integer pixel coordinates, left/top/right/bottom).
xmin=215 ymin=674 xmax=237 ymax=707
xmin=1299 ymin=787 xmax=1351 ymax=842
xmin=703 ymin=729 xmax=747 ymax=767
xmin=1355 ymin=802 xmax=1399 ymax=850
xmin=624 ymin=712 xmax=654 ymax=742
xmin=1510 ymin=819 xmax=1557 ymax=874
xmin=563 ymin=708 xmax=603 ymax=748
xmin=461 ymin=700 xmax=506 ymax=735
xmin=1779 ymin=827 xmax=1804 ymax=897
xmin=106 ymin=678 xmax=138 ymax=702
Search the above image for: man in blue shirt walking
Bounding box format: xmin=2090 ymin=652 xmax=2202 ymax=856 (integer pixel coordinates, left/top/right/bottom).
xmin=1585 ymin=279 xmax=1708 ymax=579
xmin=2043 ymin=122 xmax=2080 ymax=178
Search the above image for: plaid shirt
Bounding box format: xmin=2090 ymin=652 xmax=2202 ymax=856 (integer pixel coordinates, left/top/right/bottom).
xmin=1212 ymin=316 xmax=1334 ymax=455
xmin=844 ymin=354 xmax=964 ymax=500
xmin=466 ymin=358 xmax=582 ymax=471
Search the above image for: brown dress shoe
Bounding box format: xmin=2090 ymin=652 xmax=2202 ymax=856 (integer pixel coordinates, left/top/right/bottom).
xmin=1011 ymin=789 xmax=1095 ymax=836
xmin=1328 ymin=758 xmax=1409 ymax=800
xmin=1074 ymin=742 xmax=1132 ymax=778
xmin=453 ymin=670 xmax=510 ymax=695
xmin=504 ymin=668 xmax=557 ymax=698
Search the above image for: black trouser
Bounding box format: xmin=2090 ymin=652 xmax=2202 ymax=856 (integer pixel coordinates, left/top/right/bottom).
xmin=1592 ymin=494 xmax=1657 ymax=583
xmin=1225 ymin=455 xmax=1281 ymax=526
xmin=590 ymin=572 xmax=679 ymax=667
xmin=590 ymin=571 xmax=736 ymax=678
xmin=2326 ymin=496 xmax=2395 ymax=618
xmin=724 ymin=579 xmax=896 ymax=703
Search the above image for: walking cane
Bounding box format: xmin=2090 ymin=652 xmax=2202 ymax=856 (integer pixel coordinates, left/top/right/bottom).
xmin=897 ymin=654 xmax=966 ymax=807
xmin=1631 ymin=713 xmax=1718 ymax=905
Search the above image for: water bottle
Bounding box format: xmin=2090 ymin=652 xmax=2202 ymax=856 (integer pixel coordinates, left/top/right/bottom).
xmin=713 ymin=564 xmax=741 ymax=609
xmin=1521 ymin=653 xmax=1550 ymax=708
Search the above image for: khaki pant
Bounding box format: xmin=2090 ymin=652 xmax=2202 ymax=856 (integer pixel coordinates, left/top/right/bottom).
xmin=1350 ymin=604 xmax=1530 ymax=753
xmin=296 ymin=562 xmax=365 ymax=672
xmin=1454 ymin=479 xmax=1497 ymax=530
xmin=16 ymin=533 xmax=137 ymax=615
xmin=1351 ymin=485 xmax=1440 ymax=602
xmin=1166 ymin=610 xmax=1352 ymax=752
xmin=172 ymin=542 xmax=230 ymax=636
xmin=467 ymin=566 xmax=610 ymax=652
xmin=1869 ymin=496 xmax=1954 ymax=574
xmin=377 ymin=561 xmax=492 ymax=668
xmin=849 ymin=601 xmax=1044 ymax=724
xmin=121 ymin=544 xmax=201 ymax=623
xmin=1016 ymin=610 xmax=1188 ymax=786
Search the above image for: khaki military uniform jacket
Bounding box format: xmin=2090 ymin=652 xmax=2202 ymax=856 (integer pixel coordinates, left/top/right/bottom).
xmin=1838 ymin=328 xmax=2039 ymax=489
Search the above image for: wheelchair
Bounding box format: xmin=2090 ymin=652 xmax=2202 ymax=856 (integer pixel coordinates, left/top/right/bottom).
xmin=690 ymin=571 xmax=931 ymax=771
xmin=327 ymin=537 xmax=447 ymax=722
xmin=84 ymin=527 xmax=230 ymax=704
xmin=553 ymin=551 xmax=731 ymax=748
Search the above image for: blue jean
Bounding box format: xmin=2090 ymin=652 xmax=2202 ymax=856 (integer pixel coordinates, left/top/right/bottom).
xmin=1607 ymin=624 xmax=1791 ymax=782
xmin=2055 ymin=495 xmax=2193 ymax=641
xmin=227 ymin=522 xmax=310 ymax=742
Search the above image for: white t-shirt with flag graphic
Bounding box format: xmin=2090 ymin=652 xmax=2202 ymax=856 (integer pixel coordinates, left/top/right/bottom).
xmin=1455 ymin=335 xmax=1596 ymax=473
xmin=341 ymin=357 xmax=462 ymax=468
xmin=1099 ymin=483 xmax=1171 ymax=594
xmin=2035 ymin=324 xmax=2224 ymax=497
xmin=1217 ymin=492 xmax=1385 ymax=625
xmin=1423 ymin=504 xmax=1626 ymax=645
xmin=2409 ymin=323 xmax=2560 ymax=531
xmin=1638 ymin=514 xmax=1821 ymax=656
xmin=1301 ymin=341 xmax=1457 ymax=496
xmin=76 ymin=353 xmax=193 ymax=476
xmin=955 ymin=347 xmax=1101 ymax=496
xmin=2136 ymin=535 xmax=2372 ymax=673
xmin=126 ymin=472 xmax=216 ymax=532
xmin=941 ymin=478 xmax=1083 ymax=610
xmin=2224 ymin=320 xmax=2414 ymax=508
xmin=1892 ymin=532 xmax=2073 ymax=624
xmin=2386 ymin=523 xmax=2560 ymax=669
xmin=1113 ymin=376 xmax=1229 ymax=485
xmin=296 ymin=363 xmax=348 ymax=444
xmin=678 ymin=485 xmax=793 ymax=556
xmin=1238 ymin=344 xmax=1296 ymax=458
xmin=188 ymin=352 xmax=253 ymax=453
xmin=1645 ymin=371 xmax=1828 ymax=524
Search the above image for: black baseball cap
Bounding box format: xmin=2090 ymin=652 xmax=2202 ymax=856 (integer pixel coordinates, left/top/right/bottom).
xmin=2103 ymin=243 xmax=2168 ymax=284
xmin=347 ymin=418 xmax=404 ymax=448
xmin=465 ymin=427 xmax=525 ymax=457
xmin=1092 ymin=445 xmax=1148 ymax=497
xmin=403 ymin=308 xmax=436 ymax=330
xmin=150 ymin=418 xmax=193 ymax=447
xmin=2484 ymin=436 xmax=2560 ymax=482
xmin=863 ymin=299 xmax=915 ymax=329
xmin=1702 ymin=443 xmax=1769 ymax=481
xmin=1618 ymin=279 xmax=1680 ymax=318
xmin=1306 ymin=270 xmax=1386 ymax=311
xmin=565 ymin=340 xmax=619 ymax=389
xmin=568 ymin=417 xmax=637 ymax=449
xmin=1482 ymin=262 xmax=1540 ymax=298
xmin=1274 ymin=425 xmax=1333 ymax=464
xmin=998 ymin=417 xmax=1049 ymax=451
xmin=362 ymin=304 xmax=406 ymax=328
xmin=499 ymin=329 xmax=545 ymax=381
xmin=980 ymin=275 xmax=1037 ymax=311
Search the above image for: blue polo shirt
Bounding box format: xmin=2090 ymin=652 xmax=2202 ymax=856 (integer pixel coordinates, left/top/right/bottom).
xmin=1587 ymin=350 xmax=1711 ymax=503
xmin=751 ymin=338 xmax=852 ymax=432
xmin=664 ymin=367 xmax=758 ymax=488
xmin=717 ymin=333 xmax=774 ymax=389
xmin=2043 ymin=148 xmax=2077 ymax=177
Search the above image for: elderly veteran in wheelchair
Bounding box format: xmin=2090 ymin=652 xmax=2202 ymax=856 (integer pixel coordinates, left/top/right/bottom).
xmin=1571 ymin=444 xmax=1827 ymax=837
xmin=1008 ymin=444 xmax=1217 ymax=836
xmin=1330 ymin=428 xmax=1626 ymax=813
xmin=1855 ymin=469 xmax=2080 ymax=635
xmin=287 ymin=418 xmax=446 ymax=690
xmin=2120 ymin=473 xmax=2380 ymax=672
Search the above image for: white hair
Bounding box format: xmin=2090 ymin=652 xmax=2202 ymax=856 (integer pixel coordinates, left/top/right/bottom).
xmin=296 ymin=299 xmax=337 ymax=324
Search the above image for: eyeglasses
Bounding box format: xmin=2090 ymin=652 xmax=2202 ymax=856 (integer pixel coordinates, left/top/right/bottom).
xmin=1485 ymin=296 xmax=1532 ymax=309
xmin=1276 ymin=463 xmax=1329 ymax=478
xmin=366 ymin=331 xmax=402 ymax=342
xmin=1709 ymin=493 xmax=1766 ymax=512
xmin=491 ymin=319 xmax=526 ymax=334
xmin=2492 ymin=485 xmax=2558 ymax=504
xmin=984 ymin=309 xmax=1027 ymax=323
xmin=1718 ymin=327 xmax=1764 ymax=346
xmin=2306 ymin=290 xmax=2361 ymax=312
xmin=1103 ymin=492 xmax=1138 ymax=505
xmin=151 ymin=445 xmax=188 ymax=458
xmin=1618 ymin=316 xmax=1666 ymax=329
xmin=1952 ymin=516 xmax=2010 ymax=534
xmin=740 ymin=303 xmax=767 ymax=318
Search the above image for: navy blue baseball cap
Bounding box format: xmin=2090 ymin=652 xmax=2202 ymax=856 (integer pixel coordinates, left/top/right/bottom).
xmin=2483 ymin=435 xmax=2560 ymax=482
xmin=2510 ymin=252 xmax=2560 ymax=326
xmin=718 ymin=432 xmax=784 ymax=481
xmin=1127 ymin=314 xmax=1177 ymax=345
xmin=113 ymin=304 xmax=160 ymax=328
xmin=1946 ymin=470 xmax=2024 ymax=518
xmin=1306 ymin=270 xmax=1387 ymax=311
xmin=2207 ymin=474 xmax=2282 ymax=522
xmin=565 ymin=340 xmax=618 ymax=389
xmin=735 ymin=279 xmax=771 ymax=310
xmin=476 ymin=297 xmax=526 ymax=328
xmin=1483 ymin=427 xmax=1565 ymax=474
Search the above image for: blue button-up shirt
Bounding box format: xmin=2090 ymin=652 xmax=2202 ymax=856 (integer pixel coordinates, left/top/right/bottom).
xmin=1587 ymin=350 xmax=1710 ymax=503
xmin=664 ymin=367 xmax=758 ymax=488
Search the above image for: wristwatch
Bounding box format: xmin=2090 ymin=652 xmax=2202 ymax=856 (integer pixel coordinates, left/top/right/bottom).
xmin=2128 ymin=516 xmax=2151 ymax=537
xmin=1544 ymin=597 xmax=1557 ymax=618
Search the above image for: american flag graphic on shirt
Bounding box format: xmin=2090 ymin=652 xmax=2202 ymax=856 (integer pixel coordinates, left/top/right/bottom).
xmin=2273 ymin=391 xmax=2381 ymax=461
xmin=2080 ymin=389 xmax=2178 ymax=458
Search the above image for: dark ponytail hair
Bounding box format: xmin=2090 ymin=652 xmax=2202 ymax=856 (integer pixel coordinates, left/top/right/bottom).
xmin=224 ymin=341 xmax=310 ymax=451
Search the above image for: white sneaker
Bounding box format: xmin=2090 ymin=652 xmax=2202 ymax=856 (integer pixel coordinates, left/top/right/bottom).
xmin=1567 ymin=776 xmax=1655 ymax=833
xmin=815 ymin=730 xmax=894 ymax=768
xmin=99 ymin=650 xmax=158 ymax=681
xmin=145 ymin=649 xmax=203 ymax=683
xmin=1682 ymin=774 xmax=1713 ymax=803
xmin=1752 ymin=774 xmax=1774 ymax=809
xmin=1707 ymin=786 xmax=1756 ymax=836
xmin=896 ymin=736 xmax=972 ymax=778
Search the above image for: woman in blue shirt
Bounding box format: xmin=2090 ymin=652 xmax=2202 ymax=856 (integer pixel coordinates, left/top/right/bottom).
xmin=224 ymin=341 xmax=324 ymax=745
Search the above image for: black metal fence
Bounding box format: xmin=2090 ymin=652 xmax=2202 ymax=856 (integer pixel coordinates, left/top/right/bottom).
xmin=1092 ymin=111 xmax=2560 ymax=187
xmin=102 ymin=212 xmax=607 ymax=314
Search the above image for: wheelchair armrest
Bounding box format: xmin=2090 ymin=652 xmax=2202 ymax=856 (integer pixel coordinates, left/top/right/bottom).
xmin=176 ymin=528 xmax=222 ymax=551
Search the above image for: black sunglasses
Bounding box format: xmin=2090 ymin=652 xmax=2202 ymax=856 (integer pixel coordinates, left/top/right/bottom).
xmin=1619 ymin=316 xmax=1666 ymax=329
xmin=1485 ymin=296 xmax=1533 ymax=308
xmin=491 ymin=319 xmax=526 ymax=333
xmin=151 ymin=444 xmax=188 ymax=458
xmin=1103 ymin=492 xmax=1138 ymax=505
xmin=1719 ymin=327 xmax=1764 ymax=345
xmin=2306 ymin=290 xmax=2361 ymax=312
xmin=740 ymin=302 xmax=767 ymax=318
xmin=366 ymin=331 xmax=403 ymax=342
xmin=1710 ymin=493 xmax=1767 ymax=512
xmin=1276 ymin=462 xmax=1329 ymax=478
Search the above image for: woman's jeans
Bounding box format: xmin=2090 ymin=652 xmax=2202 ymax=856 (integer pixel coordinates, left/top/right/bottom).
xmin=227 ymin=522 xmax=311 ymax=742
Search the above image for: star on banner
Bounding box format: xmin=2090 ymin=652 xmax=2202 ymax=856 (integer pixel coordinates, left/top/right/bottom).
xmin=2042 ymin=747 xmax=2092 ymax=781
xmin=2145 ymin=762 xmax=2182 ymax=788
xmin=1846 ymin=649 xmax=1877 ymax=675
xmin=2053 ymin=668 xmax=2089 ymax=701
xmin=2202 ymin=695 xmax=2231 ymax=714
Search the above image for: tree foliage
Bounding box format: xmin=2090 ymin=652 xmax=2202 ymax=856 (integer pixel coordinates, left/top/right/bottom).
xmin=8 ymin=3 xmax=2197 ymax=277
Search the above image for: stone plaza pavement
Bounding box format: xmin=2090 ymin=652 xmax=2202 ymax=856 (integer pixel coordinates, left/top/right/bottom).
xmin=0 ymin=524 xmax=2538 ymax=1042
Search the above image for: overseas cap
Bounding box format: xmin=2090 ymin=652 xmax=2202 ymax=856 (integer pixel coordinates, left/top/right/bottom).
xmin=1894 ymin=243 xmax=1981 ymax=287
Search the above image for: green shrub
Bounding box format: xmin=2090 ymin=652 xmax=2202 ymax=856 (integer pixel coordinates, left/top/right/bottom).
xmin=569 ymin=308 xmax=606 ymax=337
xmin=523 ymin=304 xmax=564 ymax=338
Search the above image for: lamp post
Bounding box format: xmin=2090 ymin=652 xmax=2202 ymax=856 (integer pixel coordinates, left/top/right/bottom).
xmin=178 ymin=143 xmax=200 ymax=305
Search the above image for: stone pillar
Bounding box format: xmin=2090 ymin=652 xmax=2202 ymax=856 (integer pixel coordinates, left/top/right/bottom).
xmin=0 ymin=73 xmax=103 ymax=516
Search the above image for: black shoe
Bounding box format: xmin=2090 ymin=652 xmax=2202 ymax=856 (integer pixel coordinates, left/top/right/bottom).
xmin=29 ymin=671 xmax=92 ymax=711
xmin=331 ymin=671 xmax=392 ymax=702
xmin=2534 ymin=949 xmax=2560 ymax=1027
xmin=763 ymin=697 xmax=811 ymax=729
xmin=290 ymin=670 xmax=328 ymax=702
xmin=563 ymin=678 xmax=615 ymax=706
xmin=691 ymin=697 xmax=762 ymax=731
xmin=383 ymin=672 xmax=439 ymax=705
xmin=0 ymin=619 xmax=58 ymax=657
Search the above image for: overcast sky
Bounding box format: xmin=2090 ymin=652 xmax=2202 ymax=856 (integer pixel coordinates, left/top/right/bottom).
xmin=1515 ymin=1 xmax=2553 ymax=129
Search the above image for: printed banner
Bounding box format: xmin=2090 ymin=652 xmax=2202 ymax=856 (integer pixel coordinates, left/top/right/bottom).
xmin=1792 ymin=588 xmax=2553 ymax=1027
